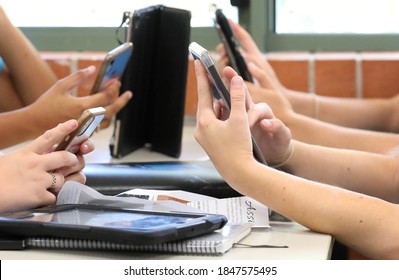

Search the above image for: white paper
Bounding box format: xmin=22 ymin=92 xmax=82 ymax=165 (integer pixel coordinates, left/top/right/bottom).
xmin=188 ymin=197 xmax=270 ymax=228
xmin=120 ymin=188 xmax=270 ymax=228
xmin=57 ymin=181 xmax=203 ymax=213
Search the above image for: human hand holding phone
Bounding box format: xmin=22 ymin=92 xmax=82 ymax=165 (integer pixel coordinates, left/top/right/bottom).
xmin=54 ymin=107 xmax=106 ymax=153
xmin=214 ymin=9 xmax=253 ymax=82
xmin=90 ymin=42 xmax=133 ymax=94
xmin=189 ymin=42 xmax=267 ymax=165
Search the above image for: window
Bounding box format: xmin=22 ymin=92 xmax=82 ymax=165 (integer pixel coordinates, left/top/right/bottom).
xmin=2 ymin=0 xmax=237 ymax=51
xmin=2 ymin=0 xmax=237 ymax=27
xmin=275 ymin=0 xmax=399 ymax=34
xmin=247 ymin=0 xmax=399 ymax=52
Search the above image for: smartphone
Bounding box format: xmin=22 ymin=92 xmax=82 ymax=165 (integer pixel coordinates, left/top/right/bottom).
xmin=189 ymin=42 xmax=267 ymax=165
xmin=54 ymin=107 xmax=106 ymax=153
xmin=214 ymin=8 xmax=253 ymax=82
xmin=89 ymin=42 xmax=133 ymax=94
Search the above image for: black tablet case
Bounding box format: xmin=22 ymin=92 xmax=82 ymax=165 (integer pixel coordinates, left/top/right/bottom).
xmin=110 ymin=6 xmax=191 ymax=158
xmin=84 ymin=160 xmax=241 ymax=197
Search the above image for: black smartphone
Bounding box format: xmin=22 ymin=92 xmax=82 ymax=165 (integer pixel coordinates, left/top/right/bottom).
xmin=90 ymin=42 xmax=133 ymax=94
xmin=214 ymin=8 xmax=253 ymax=82
xmin=54 ymin=107 xmax=106 ymax=153
xmin=189 ymin=42 xmax=267 ymax=165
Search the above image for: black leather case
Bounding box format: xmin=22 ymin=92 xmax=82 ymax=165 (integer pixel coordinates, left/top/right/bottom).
xmin=110 ymin=6 xmax=191 ymax=158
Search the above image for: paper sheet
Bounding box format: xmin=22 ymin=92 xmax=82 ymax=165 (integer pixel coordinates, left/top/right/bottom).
xmin=120 ymin=188 xmax=270 ymax=228
xmin=57 ymin=181 xmax=203 ymax=213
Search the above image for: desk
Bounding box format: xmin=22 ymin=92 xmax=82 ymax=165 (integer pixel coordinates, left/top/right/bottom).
xmin=0 ymin=119 xmax=334 ymax=260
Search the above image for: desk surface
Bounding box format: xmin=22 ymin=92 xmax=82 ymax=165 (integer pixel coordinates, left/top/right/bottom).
xmin=0 ymin=119 xmax=334 ymax=260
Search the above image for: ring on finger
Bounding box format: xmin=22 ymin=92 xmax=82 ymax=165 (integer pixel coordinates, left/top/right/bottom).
xmin=49 ymin=172 xmax=57 ymax=189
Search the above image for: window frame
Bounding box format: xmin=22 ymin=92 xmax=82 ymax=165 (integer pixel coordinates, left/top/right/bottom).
xmin=22 ymin=0 xmax=399 ymax=52
xmin=21 ymin=26 xmax=221 ymax=52
xmin=246 ymin=0 xmax=399 ymax=52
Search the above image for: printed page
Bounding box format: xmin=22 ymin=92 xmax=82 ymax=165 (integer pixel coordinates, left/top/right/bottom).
xmin=57 ymin=181 xmax=202 ymax=213
xmin=120 ymin=188 xmax=270 ymax=228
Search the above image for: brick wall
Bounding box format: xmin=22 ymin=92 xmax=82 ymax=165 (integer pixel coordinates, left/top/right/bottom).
xmin=42 ymin=51 xmax=399 ymax=116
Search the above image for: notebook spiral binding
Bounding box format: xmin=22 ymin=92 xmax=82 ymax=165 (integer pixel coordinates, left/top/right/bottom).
xmin=26 ymin=237 xmax=222 ymax=255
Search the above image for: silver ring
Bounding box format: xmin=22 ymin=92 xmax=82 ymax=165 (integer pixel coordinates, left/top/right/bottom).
xmin=49 ymin=172 xmax=57 ymax=189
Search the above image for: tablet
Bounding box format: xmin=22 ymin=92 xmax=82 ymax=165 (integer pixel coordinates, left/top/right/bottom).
xmin=189 ymin=42 xmax=267 ymax=165
xmin=0 ymin=204 xmax=227 ymax=245
xmin=214 ymin=8 xmax=253 ymax=82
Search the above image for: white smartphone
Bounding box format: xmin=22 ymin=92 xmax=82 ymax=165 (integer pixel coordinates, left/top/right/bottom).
xmin=90 ymin=42 xmax=133 ymax=94
xmin=189 ymin=42 xmax=267 ymax=165
xmin=54 ymin=107 xmax=106 ymax=153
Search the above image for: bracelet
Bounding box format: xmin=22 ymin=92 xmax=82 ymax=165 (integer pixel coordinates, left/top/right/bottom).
xmin=270 ymin=142 xmax=295 ymax=169
xmin=312 ymin=93 xmax=319 ymax=119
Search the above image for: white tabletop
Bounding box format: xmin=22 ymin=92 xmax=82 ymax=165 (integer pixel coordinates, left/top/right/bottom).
xmin=0 ymin=118 xmax=334 ymax=260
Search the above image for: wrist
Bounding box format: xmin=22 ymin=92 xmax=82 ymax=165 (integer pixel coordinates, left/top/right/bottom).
xmin=270 ymin=142 xmax=295 ymax=169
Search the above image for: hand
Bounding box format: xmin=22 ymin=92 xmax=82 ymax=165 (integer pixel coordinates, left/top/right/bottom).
xmin=229 ymin=20 xmax=285 ymax=92
xmin=54 ymin=138 xmax=95 ymax=185
xmin=246 ymin=62 xmax=294 ymax=120
xmin=194 ymin=60 xmax=254 ymax=176
xmin=0 ymin=120 xmax=82 ymax=213
xmin=222 ymin=67 xmax=293 ymax=166
xmin=26 ymin=66 xmax=132 ymax=135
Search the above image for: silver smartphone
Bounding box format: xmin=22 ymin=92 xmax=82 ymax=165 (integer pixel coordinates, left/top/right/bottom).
xmin=54 ymin=107 xmax=106 ymax=153
xmin=90 ymin=42 xmax=133 ymax=94
xmin=189 ymin=42 xmax=267 ymax=165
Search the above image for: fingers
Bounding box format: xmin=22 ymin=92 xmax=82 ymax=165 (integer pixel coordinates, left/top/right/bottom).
xmin=86 ymin=80 xmax=132 ymax=129
xmin=78 ymin=138 xmax=95 ymax=155
xmin=100 ymin=90 xmax=133 ymax=129
xmin=56 ymin=153 xmax=85 ymax=177
xmin=87 ymin=80 xmax=121 ymax=106
xmin=229 ymin=19 xmax=259 ymax=54
xmin=260 ymin=118 xmax=292 ymax=141
xmin=223 ymin=66 xmax=255 ymax=111
xmin=47 ymin=172 xmax=65 ymax=194
xmin=216 ymin=43 xmax=226 ymax=57
xmin=247 ymin=102 xmax=275 ymax=127
xmin=26 ymin=120 xmax=78 ymax=154
xmin=229 ymin=75 xmax=248 ymax=120
xmin=194 ymin=60 xmax=215 ymax=120
xmin=247 ymin=62 xmax=276 ymax=89
xmin=223 ymin=65 xmax=238 ymax=83
xmin=64 ymin=171 xmax=87 ymax=185
xmin=53 ymin=66 xmax=96 ymax=93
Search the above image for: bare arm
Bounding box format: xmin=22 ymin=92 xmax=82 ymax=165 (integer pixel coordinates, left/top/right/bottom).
xmin=281 ymin=140 xmax=399 ymax=203
xmin=285 ymin=88 xmax=399 ymax=132
xmin=194 ymin=60 xmax=399 ymax=259
xmin=0 ymin=67 xmax=132 ymax=149
xmin=230 ymin=161 xmax=399 ymax=260
xmin=229 ymin=19 xmax=399 ymax=133
xmin=246 ymin=65 xmax=399 ymax=155
xmin=0 ymin=5 xmax=57 ymax=110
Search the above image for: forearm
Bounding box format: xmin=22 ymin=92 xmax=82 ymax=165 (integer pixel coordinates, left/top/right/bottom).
xmin=284 ymin=111 xmax=399 ymax=155
xmin=0 ymin=108 xmax=44 ymax=148
xmin=0 ymin=9 xmax=57 ymax=105
xmin=286 ymin=88 xmax=395 ymax=131
xmin=282 ymin=140 xmax=399 ymax=202
xmin=222 ymin=160 xmax=399 ymax=259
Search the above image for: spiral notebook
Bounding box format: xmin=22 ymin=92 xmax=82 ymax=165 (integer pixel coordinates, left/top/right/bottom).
xmin=22 ymin=223 xmax=251 ymax=255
